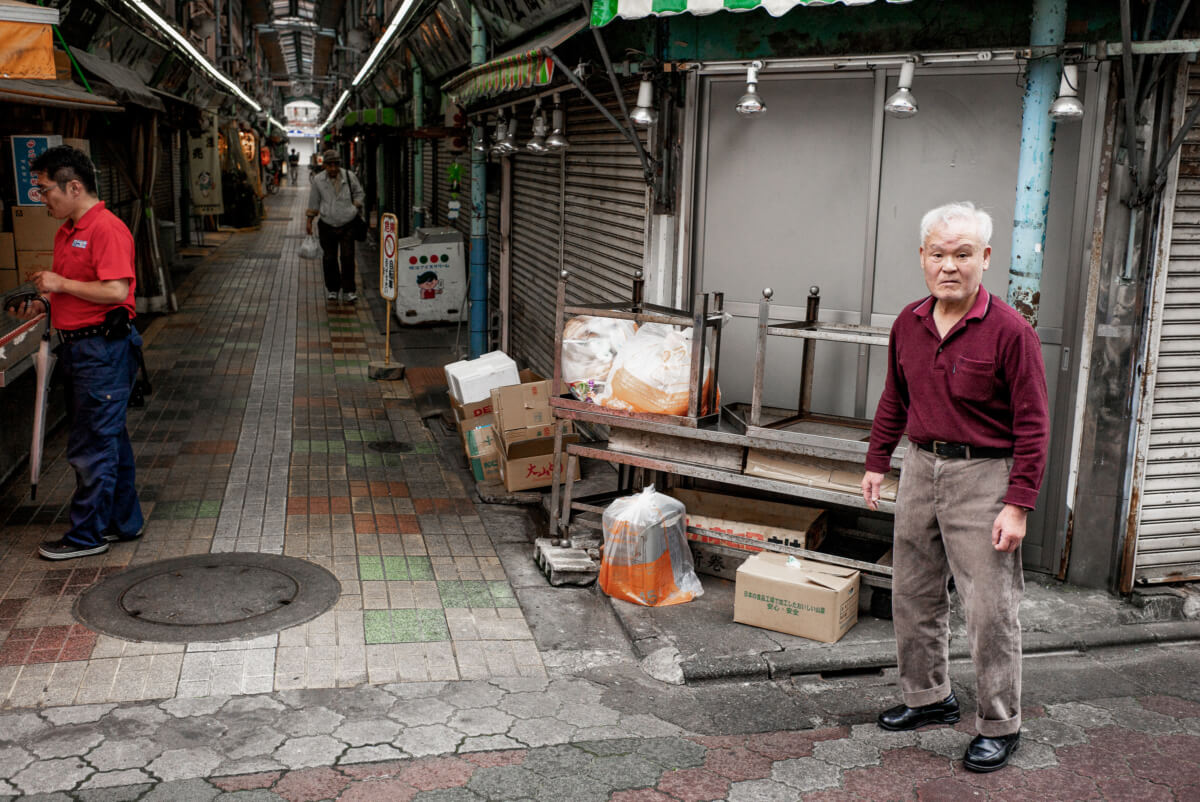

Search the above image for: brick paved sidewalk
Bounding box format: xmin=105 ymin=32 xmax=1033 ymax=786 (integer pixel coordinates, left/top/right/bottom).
xmin=0 ymin=188 xmax=540 ymax=707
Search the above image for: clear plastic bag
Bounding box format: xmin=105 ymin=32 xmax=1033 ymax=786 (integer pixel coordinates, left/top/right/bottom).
xmin=299 ymin=235 xmax=322 ymax=260
xmin=599 ymin=486 xmax=703 ymax=606
xmin=561 ymin=315 xmax=637 ymax=403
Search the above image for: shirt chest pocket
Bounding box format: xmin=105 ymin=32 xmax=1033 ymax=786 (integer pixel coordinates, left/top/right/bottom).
xmin=949 ymin=356 xmax=996 ymax=402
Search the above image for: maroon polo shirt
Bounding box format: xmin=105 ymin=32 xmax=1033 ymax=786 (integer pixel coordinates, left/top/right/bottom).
xmin=865 ymin=287 xmax=1049 ymax=510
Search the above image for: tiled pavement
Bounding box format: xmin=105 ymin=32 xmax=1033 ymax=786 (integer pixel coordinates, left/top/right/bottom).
xmin=0 ymin=683 xmax=1198 ymax=798
xmin=0 ymin=187 xmax=542 ymax=706
xmin=2 ymin=189 xmax=1199 ymax=799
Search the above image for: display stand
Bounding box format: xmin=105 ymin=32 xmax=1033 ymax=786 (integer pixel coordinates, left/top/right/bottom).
xmin=547 ymin=281 xmax=899 ymax=592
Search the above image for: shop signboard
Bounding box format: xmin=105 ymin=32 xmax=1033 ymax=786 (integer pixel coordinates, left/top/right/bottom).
xmin=187 ymin=114 xmax=224 ymax=215
xmin=11 ymin=135 xmax=62 ymax=206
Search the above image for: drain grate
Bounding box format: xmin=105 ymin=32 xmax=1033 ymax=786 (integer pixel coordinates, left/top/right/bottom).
xmin=368 ymin=440 xmax=413 ymax=453
xmin=75 ymin=553 xmax=341 ymax=643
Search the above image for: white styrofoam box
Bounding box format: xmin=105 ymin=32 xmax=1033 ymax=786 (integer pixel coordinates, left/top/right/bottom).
xmin=445 ymin=351 xmax=520 ymax=404
xmin=393 ymin=227 xmax=466 ymax=325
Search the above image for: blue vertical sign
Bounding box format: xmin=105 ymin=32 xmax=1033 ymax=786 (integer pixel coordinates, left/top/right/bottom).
xmin=11 ymin=135 xmax=62 ymax=206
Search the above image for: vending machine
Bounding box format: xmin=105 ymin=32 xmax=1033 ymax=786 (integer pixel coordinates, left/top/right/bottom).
xmin=393 ymin=227 xmax=465 ymax=325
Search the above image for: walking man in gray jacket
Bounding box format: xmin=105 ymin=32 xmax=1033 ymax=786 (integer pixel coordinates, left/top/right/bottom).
xmin=306 ymin=149 xmax=364 ymax=302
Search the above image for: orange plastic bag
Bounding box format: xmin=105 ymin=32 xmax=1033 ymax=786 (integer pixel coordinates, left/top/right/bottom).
xmin=599 ymin=486 xmax=703 ymax=606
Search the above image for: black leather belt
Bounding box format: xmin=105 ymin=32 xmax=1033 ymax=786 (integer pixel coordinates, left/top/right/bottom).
xmin=917 ymin=441 xmax=1013 ymax=459
xmin=58 ymin=325 xmax=105 ymax=344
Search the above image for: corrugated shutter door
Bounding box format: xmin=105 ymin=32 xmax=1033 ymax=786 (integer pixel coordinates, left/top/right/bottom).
xmin=422 ymin=141 xmax=435 ymax=224
xmin=488 ymin=178 xmax=500 ymax=313
xmin=1134 ymin=69 xmax=1200 ymax=583
xmin=153 ymin=133 xmax=174 ymax=224
xmin=562 ymin=85 xmax=648 ymax=305
xmin=508 ymin=139 xmax=564 ymax=375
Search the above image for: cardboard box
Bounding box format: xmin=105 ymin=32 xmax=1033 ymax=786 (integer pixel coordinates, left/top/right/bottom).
xmin=63 ymin=138 xmax=91 ymax=157
xmin=497 ymin=434 xmax=580 ymax=492
xmin=491 ymin=377 xmax=554 ymax=428
xmin=669 ymin=488 xmax=826 ymax=579
xmin=12 ymin=207 xmax=60 ymax=250
xmin=448 ymin=368 xmax=545 ymax=435
xmin=734 ymin=553 xmax=860 ymax=643
xmin=464 ymin=424 xmax=501 ymax=483
xmin=0 ymin=269 xmax=19 ymax=293
xmin=17 ymin=250 xmax=54 ymax=274
xmin=54 ymin=50 xmax=73 ymax=81
xmin=0 ymin=233 xmax=14 ymax=270
xmin=744 ymin=449 xmax=899 ymax=501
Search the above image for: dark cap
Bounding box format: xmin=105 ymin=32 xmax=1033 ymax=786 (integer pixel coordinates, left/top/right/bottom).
xmin=322 ymin=149 xmax=341 ymax=163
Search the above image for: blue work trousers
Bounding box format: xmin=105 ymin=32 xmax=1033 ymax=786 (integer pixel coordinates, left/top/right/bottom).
xmin=59 ymin=331 xmax=143 ymax=547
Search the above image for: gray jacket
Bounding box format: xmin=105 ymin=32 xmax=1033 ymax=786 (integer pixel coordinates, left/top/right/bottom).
xmin=307 ymin=169 xmax=364 ymax=227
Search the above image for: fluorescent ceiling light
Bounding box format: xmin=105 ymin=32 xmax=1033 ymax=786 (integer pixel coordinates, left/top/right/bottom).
xmin=319 ymin=90 xmax=351 ymax=132
xmin=352 ymin=0 xmax=417 ymax=87
xmin=121 ymin=0 xmax=261 ymax=113
xmin=268 ymin=116 xmax=286 ymax=132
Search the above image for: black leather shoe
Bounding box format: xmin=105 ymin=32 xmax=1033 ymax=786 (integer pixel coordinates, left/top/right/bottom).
xmin=877 ymin=693 xmax=960 ymax=731
xmin=963 ymin=732 xmax=1020 ymax=772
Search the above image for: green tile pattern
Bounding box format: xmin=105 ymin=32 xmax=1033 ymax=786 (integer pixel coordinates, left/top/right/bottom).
xmin=363 ymin=609 xmax=450 ymax=643
xmin=358 ymin=556 xmax=434 ymax=581
xmin=439 ymin=580 xmax=520 ymax=609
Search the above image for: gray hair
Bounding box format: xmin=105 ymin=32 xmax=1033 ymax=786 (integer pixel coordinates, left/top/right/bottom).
xmin=920 ymin=202 xmax=993 ymax=246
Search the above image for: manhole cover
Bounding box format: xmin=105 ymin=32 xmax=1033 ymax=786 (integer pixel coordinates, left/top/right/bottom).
xmin=368 ymin=440 xmax=413 ymax=453
xmin=75 ymin=553 xmax=341 ymax=643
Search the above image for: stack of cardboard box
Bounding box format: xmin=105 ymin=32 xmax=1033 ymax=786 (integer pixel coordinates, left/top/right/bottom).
xmin=11 ymin=206 xmax=58 ymax=287
xmin=445 ymin=352 xmax=578 ymax=492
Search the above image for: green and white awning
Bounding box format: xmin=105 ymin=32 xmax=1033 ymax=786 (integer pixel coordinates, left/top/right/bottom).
xmin=443 ymin=18 xmax=589 ymax=107
xmin=591 ymin=0 xmax=909 ymax=27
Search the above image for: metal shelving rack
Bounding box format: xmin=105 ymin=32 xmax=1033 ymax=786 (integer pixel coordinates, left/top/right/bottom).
xmin=546 ymin=278 xmax=900 ymax=591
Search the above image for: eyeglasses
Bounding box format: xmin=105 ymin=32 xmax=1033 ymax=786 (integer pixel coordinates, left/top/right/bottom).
xmin=30 ymin=183 xmax=58 ymax=201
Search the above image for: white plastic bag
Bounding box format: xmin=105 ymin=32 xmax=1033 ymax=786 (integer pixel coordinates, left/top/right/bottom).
xmin=560 ymin=315 xmax=637 ymax=402
xmin=598 ymin=324 xmax=718 ymax=415
xmin=599 ymin=486 xmax=703 ymax=606
xmin=299 ymin=235 xmax=322 ymax=261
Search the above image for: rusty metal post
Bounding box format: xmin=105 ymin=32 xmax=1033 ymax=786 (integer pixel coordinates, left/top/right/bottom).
xmin=708 ymin=292 xmax=724 ymax=415
xmin=800 ymin=285 xmax=819 ymax=417
xmin=751 ymin=288 xmax=772 ymax=427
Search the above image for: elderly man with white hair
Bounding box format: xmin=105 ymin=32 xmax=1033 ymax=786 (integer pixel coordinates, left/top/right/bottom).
xmin=861 ymin=201 xmax=1049 ymax=772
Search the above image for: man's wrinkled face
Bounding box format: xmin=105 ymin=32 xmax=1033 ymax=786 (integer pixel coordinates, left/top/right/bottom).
xmin=920 ymin=220 xmax=990 ymax=309
xmin=323 ymin=161 xmax=341 ymax=178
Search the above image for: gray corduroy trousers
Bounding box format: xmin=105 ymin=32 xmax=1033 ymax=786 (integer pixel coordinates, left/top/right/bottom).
xmin=891 ymin=445 xmax=1024 ymax=737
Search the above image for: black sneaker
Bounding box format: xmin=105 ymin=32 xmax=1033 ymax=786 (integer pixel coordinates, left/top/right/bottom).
xmin=38 ymin=538 xmax=109 ymax=561
xmin=103 ymin=525 xmax=144 ymax=543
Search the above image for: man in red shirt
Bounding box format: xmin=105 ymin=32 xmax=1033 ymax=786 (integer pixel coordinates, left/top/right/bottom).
xmin=7 ymin=145 xmax=144 ymax=560
xmin=861 ymin=202 xmax=1049 ymax=772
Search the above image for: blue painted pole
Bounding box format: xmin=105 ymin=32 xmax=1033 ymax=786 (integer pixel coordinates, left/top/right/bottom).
xmin=1007 ymin=0 xmax=1068 ymax=327
xmin=469 ymin=5 xmax=489 ymax=358
xmin=412 ymin=56 xmax=425 ymax=230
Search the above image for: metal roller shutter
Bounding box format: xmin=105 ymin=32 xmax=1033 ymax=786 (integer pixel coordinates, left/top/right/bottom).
xmin=562 ymin=85 xmax=649 ymax=305
xmin=503 ymin=88 xmax=650 ymax=375
xmin=153 ymin=132 xmax=174 ymax=224
xmin=509 ymin=136 xmax=565 ymax=375
xmin=422 ymin=140 xmax=435 ymax=224
xmin=1132 ymin=66 xmax=1200 ymax=584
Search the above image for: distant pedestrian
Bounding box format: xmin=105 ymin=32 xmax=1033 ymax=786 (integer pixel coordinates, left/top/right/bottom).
xmin=306 ymin=150 xmax=364 ymax=302
xmin=288 ymin=149 xmax=300 ymax=186
xmin=6 ymin=145 xmax=144 ymax=560
xmin=861 ymin=202 xmax=1049 ymax=772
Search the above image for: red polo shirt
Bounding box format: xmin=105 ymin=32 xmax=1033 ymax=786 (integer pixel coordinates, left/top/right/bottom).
xmin=865 ymin=287 xmax=1050 ymax=510
xmin=51 ymin=201 xmax=137 ymax=330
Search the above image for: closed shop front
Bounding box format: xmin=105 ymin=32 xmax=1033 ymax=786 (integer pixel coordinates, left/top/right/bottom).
xmin=690 ymin=62 xmax=1107 ymax=574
